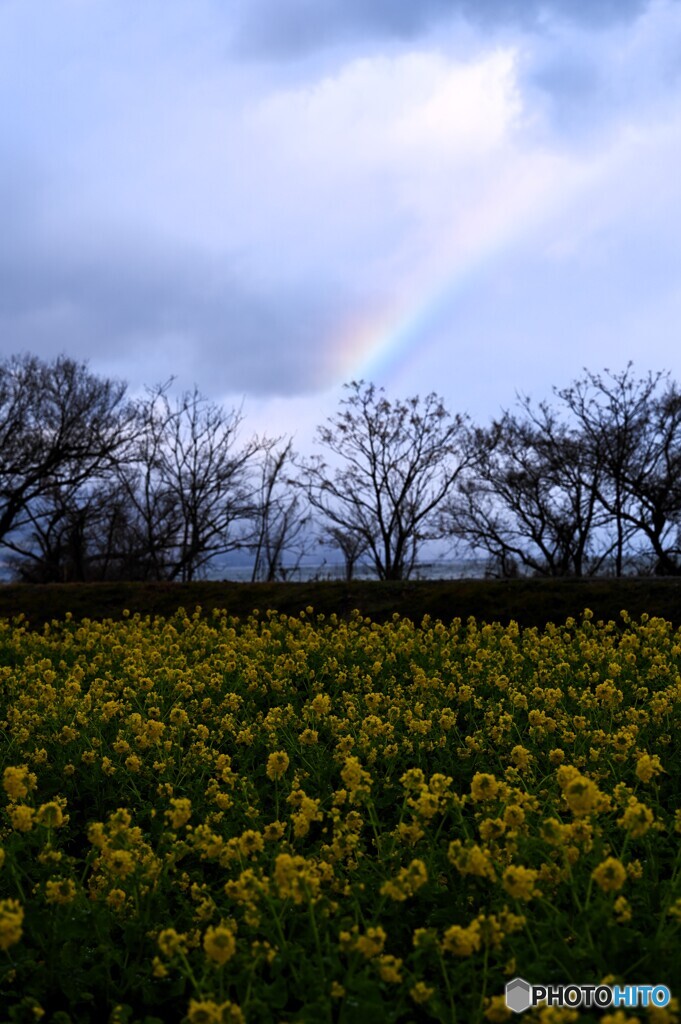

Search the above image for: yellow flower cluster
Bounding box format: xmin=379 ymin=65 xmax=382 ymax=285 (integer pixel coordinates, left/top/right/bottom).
xmin=502 ymin=864 xmax=541 ymax=902
xmin=265 ymin=750 xmax=289 ymax=780
xmin=635 ymin=752 xmax=664 ymax=783
xmin=380 ymin=858 xmax=428 ymax=901
xmin=592 ymin=857 xmax=627 ymax=892
xmin=203 ymin=923 xmax=237 ymax=965
xmin=441 ymin=907 xmax=525 ymax=957
xmin=557 ymin=765 xmax=610 ymax=817
xmin=0 ymin=605 xmax=679 ymax=1020
xmin=448 ymin=839 xmax=496 ymax=880
xmin=165 ymin=797 xmax=192 ymax=830
xmin=3 ymin=765 xmax=37 ymax=801
xmin=187 ymin=998 xmax=244 ymax=1024
xmin=0 ymin=898 xmax=24 ymax=951
xmin=340 ymin=924 xmax=387 ymax=958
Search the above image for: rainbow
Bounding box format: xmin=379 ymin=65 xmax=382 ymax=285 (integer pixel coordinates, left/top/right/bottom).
xmin=328 ymin=148 xmax=595 ymax=390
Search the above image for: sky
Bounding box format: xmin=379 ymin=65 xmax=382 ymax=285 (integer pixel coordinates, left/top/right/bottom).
xmin=2 ymin=0 xmax=681 ymax=450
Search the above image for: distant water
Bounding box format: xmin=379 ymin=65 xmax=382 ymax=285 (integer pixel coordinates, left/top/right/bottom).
xmin=0 ymin=558 xmax=490 ymax=584
xmin=207 ymin=558 xmax=490 ymax=582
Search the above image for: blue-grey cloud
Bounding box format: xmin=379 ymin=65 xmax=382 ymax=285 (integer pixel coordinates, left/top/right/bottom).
xmin=0 ymin=225 xmax=347 ymax=399
xmin=520 ymin=0 xmax=681 ymax=143
xmin=232 ymin=0 xmax=652 ymax=59
xmin=462 ymin=0 xmax=649 ymax=27
xmin=2 ymin=0 xmax=681 ymax=434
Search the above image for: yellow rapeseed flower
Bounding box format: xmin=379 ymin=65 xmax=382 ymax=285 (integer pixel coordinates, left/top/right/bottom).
xmin=165 ymin=797 xmax=192 ymax=829
xmin=618 ymin=797 xmax=654 ymax=838
xmin=274 ymin=853 xmax=317 ymax=904
xmin=0 ymin=898 xmax=24 ymax=951
xmin=238 ymin=830 xmax=264 ymax=857
xmin=169 ymin=707 xmax=189 ymax=727
xmin=396 ymin=821 xmax=425 ymax=846
xmin=102 ymin=848 xmax=135 ymax=878
xmin=479 ymin=817 xmax=506 ymax=841
xmin=412 ymin=928 xmax=438 ymax=950
xmin=354 ymin=926 xmax=387 ymax=959
xmin=263 ymin=821 xmax=286 ymax=842
xmin=484 ymin=994 xmax=513 ymax=1021
xmin=266 ymin=751 xmax=290 ymax=780
xmin=667 ymin=898 xmax=681 ymax=921
xmin=441 ymin=921 xmax=482 ymax=957
xmin=187 ymin=1000 xmax=244 ymax=1024
xmin=448 ymin=840 xmax=496 ymax=880
xmin=3 ymin=765 xmax=37 ymax=801
xmin=502 ymin=865 xmax=540 ymax=902
xmin=400 ymin=768 xmax=426 ymax=791
xmin=592 ymin=857 xmax=627 ymax=893
xmin=158 ymin=928 xmax=186 ymax=958
xmin=533 ymin=1009 xmax=580 ymax=1023
xmin=635 ymin=752 xmax=664 ymax=783
xmin=410 ymin=790 xmax=440 ymax=819
xmin=627 ymin=860 xmax=643 ymax=881
xmin=380 ymin=858 xmax=428 ymax=901
xmin=152 ymin=956 xmax=168 ymax=978
xmin=470 ymin=773 xmax=501 ymax=802
xmin=376 ymin=954 xmax=403 ymax=983
xmin=613 ymin=896 xmax=632 ymax=923
xmin=8 ymin=804 xmax=35 ymax=832
xmin=45 ymin=879 xmax=77 ymax=905
xmin=410 ymin=982 xmax=435 ymax=1004
xmin=203 ymin=924 xmax=237 ymax=965
xmin=290 ymin=793 xmax=323 ymax=838
xmin=106 ymin=889 xmax=127 ymax=910
xmin=36 ymin=801 xmax=65 ymax=828
xmin=340 ymin=756 xmax=372 ymax=799
xmin=510 ymin=745 xmax=532 ymax=770
xmin=298 ymin=728 xmax=319 ymax=746
xmin=558 ymin=767 xmax=604 ymax=817
xmin=503 ymin=805 xmax=525 ymax=828
xmin=647 ymin=1000 xmax=680 ymax=1024
xmin=310 ymin=693 xmax=332 ymax=715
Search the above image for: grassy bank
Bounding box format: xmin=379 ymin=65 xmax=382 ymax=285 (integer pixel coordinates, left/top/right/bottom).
xmin=2 ymin=577 xmax=681 ymax=629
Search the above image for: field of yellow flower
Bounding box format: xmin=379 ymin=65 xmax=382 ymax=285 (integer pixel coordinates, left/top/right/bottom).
xmin=1 ymin=605 xmax=680 ymax=1024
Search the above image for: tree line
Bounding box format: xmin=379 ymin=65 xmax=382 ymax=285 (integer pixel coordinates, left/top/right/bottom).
xmin=2 ymin=352 xmax=680 ymax=583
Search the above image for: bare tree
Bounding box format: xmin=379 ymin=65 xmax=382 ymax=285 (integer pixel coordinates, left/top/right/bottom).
xmin=248 ymin=438 xmax=311 ymax=581
xmin=0 ymin=354 xmax=135 ymax=565
xmin=5 ymin=478 xmax=93 ymax=582
xmin=447 ymin=409 xmax=617 ymax=577
xmin=112 ymin=383 xmax=186 ymax=580
xmin=298 ymin=380 xmax=475 ymax=580
xmin=121 ymin=383 xmax=260 ymax=581
xmin=5 ymin=376 xmax=264 ymax=583
xmin=5 ymin=475 xmax=145 ymax=582
xmin=319 ymin=526 xmax=369 ymax=581
xmin=557 ymin=365 xmax=681 ymax=575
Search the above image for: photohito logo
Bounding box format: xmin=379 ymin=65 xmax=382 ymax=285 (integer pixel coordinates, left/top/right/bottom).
xmin=505 ymin=978 xmax=671 ymax=1013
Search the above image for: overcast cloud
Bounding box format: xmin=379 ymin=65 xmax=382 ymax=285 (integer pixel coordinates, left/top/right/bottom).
xmin=2 ymin=0 xmax=681 ymax=446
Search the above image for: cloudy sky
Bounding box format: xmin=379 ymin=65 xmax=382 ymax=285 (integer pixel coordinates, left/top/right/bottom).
xmin=2 ymin=0 xmax=681 ymax=446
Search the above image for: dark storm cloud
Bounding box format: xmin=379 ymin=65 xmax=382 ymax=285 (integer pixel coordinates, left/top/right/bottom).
xmin=0 ymin=228 xmax=344 ymax=398
xmin=522 ymin=1 xmax=681 ymax=142
xmin=463 ymin=0 xmax=650 ymax=27
xmin=3 ymin=0 xmax=681 ymax=426
xmin=232 ymin=0 xmax=652 ymax=59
